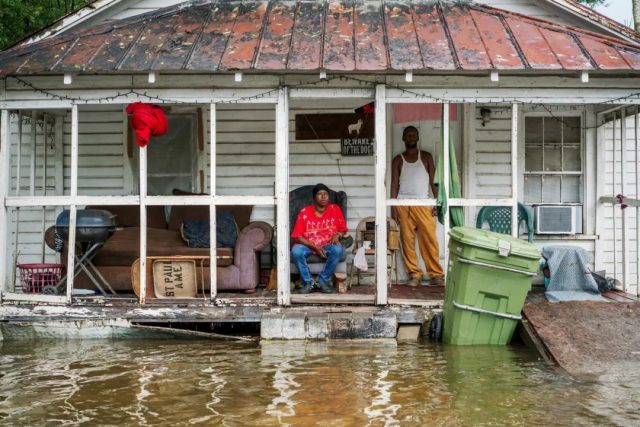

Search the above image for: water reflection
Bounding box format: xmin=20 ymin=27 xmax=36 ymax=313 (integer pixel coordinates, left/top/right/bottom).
xmin=0 ymin=339 xmax=638 ymax=425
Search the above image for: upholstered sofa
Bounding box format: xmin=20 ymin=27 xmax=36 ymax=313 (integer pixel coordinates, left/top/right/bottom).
xmin=52 ymin=204 xmax=272 ymax=294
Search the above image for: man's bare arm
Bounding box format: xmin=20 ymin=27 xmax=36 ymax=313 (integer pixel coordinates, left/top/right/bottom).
xmin=390 ymin=155 xmax=402 ymax=220
xmin=424 ymin=152 xmax=438 ymax=197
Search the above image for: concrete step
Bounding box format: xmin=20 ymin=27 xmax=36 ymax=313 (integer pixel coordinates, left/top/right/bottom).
xmin=261 ymin=310 xmax=398 ymax=340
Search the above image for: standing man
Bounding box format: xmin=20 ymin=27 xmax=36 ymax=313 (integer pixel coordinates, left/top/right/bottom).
xmin=291 ymin=184 xmax=348 ymax=294
xmin=391 ymin=126 xmax=445 ymax=286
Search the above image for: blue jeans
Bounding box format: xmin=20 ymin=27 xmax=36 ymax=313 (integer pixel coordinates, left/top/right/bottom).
xmin=291 ymin=244 xmax=345 ymax=285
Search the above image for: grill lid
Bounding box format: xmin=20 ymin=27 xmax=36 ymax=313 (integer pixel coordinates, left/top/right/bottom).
xmin=56 ymin=209 xmax=117 ymax=228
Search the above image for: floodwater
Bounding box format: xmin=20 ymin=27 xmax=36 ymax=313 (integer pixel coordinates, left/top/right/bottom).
xmin=0 ymin=339 xmax=638 ymax=426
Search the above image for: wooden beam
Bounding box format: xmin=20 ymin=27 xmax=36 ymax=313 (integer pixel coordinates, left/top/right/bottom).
xmin=621 ymin=108 xmax=628 ymax=292
xmin=375 ymin=84 xmax=388 ymax=305
xmin=443 ymin=103 xmax=451 ymax=270
xmin=0 ymin=109 xmax=10 ymax=294
xmin=209 ymin=103 xmax=217 ymax=300
xmin=139 ymin=142 xmax=147 ymax=304
xmin=511 ymin=103 xmax=519 ymax=237
xmin=276 ymin=87 xmax=290 ymax=306
xmin=65 ymin=104 xmax=78 ymax=303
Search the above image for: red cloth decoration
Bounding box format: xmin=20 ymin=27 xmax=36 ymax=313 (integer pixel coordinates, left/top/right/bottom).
xmin=125 ymin=102 xmax=168 ymax=147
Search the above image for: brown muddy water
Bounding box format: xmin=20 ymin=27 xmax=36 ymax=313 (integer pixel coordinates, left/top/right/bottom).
xmin=0 ymin=339 xmax=638 ymax=426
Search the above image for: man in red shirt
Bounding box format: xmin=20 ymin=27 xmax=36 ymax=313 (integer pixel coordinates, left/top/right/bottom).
xmin=291 ymin=184 xmax=348 ymax=294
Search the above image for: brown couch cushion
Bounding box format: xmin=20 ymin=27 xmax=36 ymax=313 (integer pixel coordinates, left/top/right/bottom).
xmin=93 ymin=227 xmax=233 ymax=267
xmin=88 ymin=205 xmax=167 ymax=229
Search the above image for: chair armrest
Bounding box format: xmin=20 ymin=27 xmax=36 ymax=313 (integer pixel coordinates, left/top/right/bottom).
xmin=44 ymin=226 xmax=58 ymax=251
xmin=237 ymin=221 xmax=273 ymax=251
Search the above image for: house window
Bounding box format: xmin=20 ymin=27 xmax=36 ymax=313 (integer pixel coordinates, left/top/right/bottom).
xmin=524 ymin=116 xmax=582 ymax=205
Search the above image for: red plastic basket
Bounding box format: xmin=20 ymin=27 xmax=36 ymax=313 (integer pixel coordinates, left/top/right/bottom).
xmin=17 ymin=263 xmax=64 ymax=293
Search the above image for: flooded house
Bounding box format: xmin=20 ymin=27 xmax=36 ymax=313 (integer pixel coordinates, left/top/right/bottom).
xmin=1 ymin=0 xmax=639 ymax=340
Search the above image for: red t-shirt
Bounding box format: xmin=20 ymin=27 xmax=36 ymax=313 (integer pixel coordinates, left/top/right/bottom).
xmin=291 ymin=204 xmax=347 ymax=247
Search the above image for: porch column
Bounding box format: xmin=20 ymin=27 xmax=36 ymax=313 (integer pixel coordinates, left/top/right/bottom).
xmin=65 ymin=104 xmax=79 ymax=303
xmin=375 ymin=84 xmax=388 ymax=305
xmin=276 ymin=87 xmax=290 ymax=306
xmin=511 ymin=103 xmax=519 ymax=236
xmin=443 ymin=103 xmax=450 ymax=270
xmin=138 ymin=123 xmax=148 ymax=304
xmin=0 ymin=109 xmax=10 ymax=293
xmin=621 ymin=108 xmax=628 ymax=293
xmin=209 ymin=103 xmax=218 ymax=300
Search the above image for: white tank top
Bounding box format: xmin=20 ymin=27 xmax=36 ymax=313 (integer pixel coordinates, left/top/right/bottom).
xmin=398 ymin=154 xmax=431 ymax=199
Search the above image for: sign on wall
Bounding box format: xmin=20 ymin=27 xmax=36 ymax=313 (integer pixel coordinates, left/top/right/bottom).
xmin=341 ymin=138 xmax=374 ymax=156
xmin=295 ymin=113 xmax=374 ymax=140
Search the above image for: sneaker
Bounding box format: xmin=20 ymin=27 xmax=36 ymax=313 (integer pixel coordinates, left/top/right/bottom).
xmin=430 ymin=277 xmax=445 ymax=286
xmin=407 ymin=277 xmax=421 ymax=287
xmin=316 ymin=282 xmax=334 ymax=294
xmin=300 ymin=282 xmax=315 ymax=294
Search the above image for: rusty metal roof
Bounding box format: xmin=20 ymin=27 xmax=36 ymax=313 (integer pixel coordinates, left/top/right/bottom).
xmin=2 ymin=0 xmax=640 ymax=76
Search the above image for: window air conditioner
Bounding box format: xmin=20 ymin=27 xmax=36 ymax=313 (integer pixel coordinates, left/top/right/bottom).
xmin=534 ymin=205 xmax=583 ymax=235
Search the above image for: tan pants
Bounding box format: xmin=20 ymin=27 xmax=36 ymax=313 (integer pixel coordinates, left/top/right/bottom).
xmin=396 ymin=206 xmax=444 ymax=280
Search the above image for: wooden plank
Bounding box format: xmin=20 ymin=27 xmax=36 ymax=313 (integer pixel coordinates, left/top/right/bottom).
xmin=354 ymin=1 xmax=387 ymax=70
xmin=291 ymin=293 xmax=375 ymax=304
xmin=276 ymin=87 xmax=290 ymax=306
xmin=287 ymin=2 xmax=323 ymax=70
xmin=412 ymin=2 xmax=456 ymax=70
xmin=219 ymin=2 xmax=269 ymax=70
xmin=511 ymin=104 xmax=518 ymax=236
xmin=384 ymin=2 xmax=423 ymax=70
xmin=375 ymin=84 xmax=387 ymax=305
xmin=255 ymin=0 xmax=296 ymax=70
xmin=0 ymin=110 xmax=10 ymax=294
xmin=517 ymin=318 xmax=556 ymax=365
xmin=323 ymin=0 xmax=355 ymax=71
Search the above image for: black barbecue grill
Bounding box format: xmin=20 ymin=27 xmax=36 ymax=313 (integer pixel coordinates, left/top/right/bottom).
xmin=47 ymin=209 xmax=117 ymax=295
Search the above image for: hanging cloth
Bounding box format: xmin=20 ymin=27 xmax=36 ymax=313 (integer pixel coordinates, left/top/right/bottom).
xmin=435 ymin=105 xmax=464 ymax=226
xmin=125 ymin=102 xmax=168 ymax=147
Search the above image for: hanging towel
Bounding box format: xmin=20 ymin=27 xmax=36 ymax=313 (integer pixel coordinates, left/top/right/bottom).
xmin=125 ymin=102 xmax=168 ymax=147
xmin=435 ymin=105 xmax=464 ymax=226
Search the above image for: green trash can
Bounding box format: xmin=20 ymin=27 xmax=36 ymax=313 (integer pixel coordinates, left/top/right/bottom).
xmin=443 ymin=227 xmax=540 ymax=345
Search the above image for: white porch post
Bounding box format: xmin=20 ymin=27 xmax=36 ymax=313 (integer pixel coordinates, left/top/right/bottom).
xmin=621 ymin=108 xmax=628 ymax=293
xmin=0 ymin=109 xmax=10 ymax=294
xmin=375 ymin=84 xmax=388 ymax=305
xmin=511 ymin=103 xmax=519 ymax=236
xmin=209 ymin=103 xmax=217 ymax=300
xmin=443 ymin=103 xmax=450 ymax=270
xmin=635 ymin=107 xmax=639 ymax=297
xmin=138 ymin=135 xmax=148 ymax=303
xmin=276 ymin=86 xmax=290 ymax=306
xmin=65 ymin=104 xmax=79 ymax=303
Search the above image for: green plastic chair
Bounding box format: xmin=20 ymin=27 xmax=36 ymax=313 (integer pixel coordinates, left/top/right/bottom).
xmin=475 ymin=203 xmax=534 ymax=243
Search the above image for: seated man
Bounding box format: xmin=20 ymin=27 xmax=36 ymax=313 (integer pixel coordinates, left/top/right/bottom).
xmin=291 ymin=183 xmax=348 ymax=294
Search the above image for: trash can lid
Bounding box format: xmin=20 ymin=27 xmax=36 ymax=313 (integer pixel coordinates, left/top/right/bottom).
xmin=449 ymin=227 xmax=540 ymax=260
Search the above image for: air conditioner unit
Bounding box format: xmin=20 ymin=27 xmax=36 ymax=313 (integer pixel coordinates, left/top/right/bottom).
xmin=534 ymin=205 xmax=582 ymax=234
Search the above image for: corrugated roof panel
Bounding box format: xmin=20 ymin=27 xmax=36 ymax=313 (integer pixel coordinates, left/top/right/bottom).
xmin=118 ymin=14 xmax=177 ymax=70
xmin=412 ymin=3 xmax=456 ymax=70
xmin=255 ymin=0 xmax=296 ymax=70
xmin=354 ymin=1 xmax=387 ymax=70
xmin=2 ymin=0 xmax=640 ymax=76
xmin=53 ymin=33 xmax=109 ymax=72
xmin=384 ymin=3 xmax=423 ymax=70
xmin=470 ymin=9 xmax=523 ymax=70
xmin=443 ymin=4 xmax=492 ymax=70
xmin=540 ymin=28 xmax=594 ymax=70
xmin=578 ymin=35 xmax=631 ymax=70
xmin=153 ymin=6 xmax=210 ymax=70
xmin=18 ymin=40 xmax=74 ymax=73
xmin=619 ymin=48 xmax=640 ymax=69
xmin=503 ymin=17 xmax=561 ymax=70
xmin=186 ymin=2 xmax=238 ymax=71
xmin=323 ymin=0 xmax=356 ymax=71
xmin=219 ymin=2 xmax=268 ymax=70
xmin=86 ymin=26 xmax=144 ymax=71
xmin=287 ymin=2 xmax=323 ymax=70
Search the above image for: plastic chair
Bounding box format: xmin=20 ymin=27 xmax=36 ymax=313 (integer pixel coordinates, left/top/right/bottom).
xmin=475 ymin=203 xmax=534 ymax=243
xmin=348 ymin=216 xmax=400 ymax=286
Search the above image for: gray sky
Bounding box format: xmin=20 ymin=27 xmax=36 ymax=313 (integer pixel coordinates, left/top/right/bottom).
xmin=595 ymin=0 xmax=632 ymax=27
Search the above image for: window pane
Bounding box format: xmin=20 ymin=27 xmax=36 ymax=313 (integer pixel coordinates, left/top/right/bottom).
xmin=562 ymin=176 xmax=582 ymax=203
xmin=543 ymin=117 xmax=562 ymax=144
xmin=544 ymin=146 xmax=561 ymax=171
xmin=525 ymin=147 xmax=542 ymax=171
xmin=526 ymin=117 xmax=543 ymax=144
xmin=524 ymin=175 xmax=542 ymax=204
xmin=563 ymin=147 xmax=581 ymax=171
xmin=542 ymin=176 xmax=561 ymax=203
xmin=562 ymin=117 xmax=581 ymax=143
